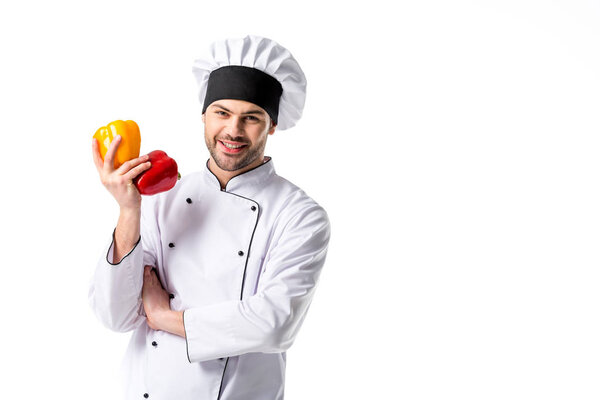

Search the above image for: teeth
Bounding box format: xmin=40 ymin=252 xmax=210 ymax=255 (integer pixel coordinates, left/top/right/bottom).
xmin=222 ymin=142 xmax=244 ymax=149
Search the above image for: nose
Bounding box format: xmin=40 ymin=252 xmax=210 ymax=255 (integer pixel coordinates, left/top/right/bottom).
xmin=225 ymin=115 xmax=244 ymax=136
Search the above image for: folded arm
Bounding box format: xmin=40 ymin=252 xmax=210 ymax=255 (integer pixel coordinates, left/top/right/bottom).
xmin=182 ymin=205 xmax=330 ymax=363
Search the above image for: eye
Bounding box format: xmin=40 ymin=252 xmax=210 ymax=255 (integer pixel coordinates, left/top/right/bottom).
xmin=245 ymin=115 xmax=260 ymax=122
xmin=215 ymin=110 xmax=228 ymax=116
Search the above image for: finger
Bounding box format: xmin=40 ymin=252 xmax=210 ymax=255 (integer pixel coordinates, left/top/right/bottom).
xmin=103 ymin=135 xmax=121 ymax=172
xmin=116 ymin=153 xmax=150 ymax=175
xmin=150 ymin=268 xmax=165 ymax=289
xmin=123 ymin=161 xmax=152 ymax=181
xmin=92 ymin=138 xmax=104 ymax=173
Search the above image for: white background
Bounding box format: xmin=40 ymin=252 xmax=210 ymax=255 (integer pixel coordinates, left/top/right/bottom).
xmin=0 ymin=0 xmax=599 ymax=398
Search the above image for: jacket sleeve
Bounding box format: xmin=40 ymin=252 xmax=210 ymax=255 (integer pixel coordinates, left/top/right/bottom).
xmin=88 ymin=198 xmax=160 ymax=333
xmin=183 ymin=204 xmax=330 ymax=363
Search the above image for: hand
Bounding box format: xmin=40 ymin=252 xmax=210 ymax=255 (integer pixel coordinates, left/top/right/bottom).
xmin=92 ymin=136 xmax=151 ymax=211
xmin=142 ymin=266 xmax=185 ymax=337
xmin=142 ymin=265 xmax=171 ymax=330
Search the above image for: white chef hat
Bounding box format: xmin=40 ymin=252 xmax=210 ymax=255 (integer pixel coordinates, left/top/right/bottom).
xmin=192 ymin=35 xmax=307 ymax=130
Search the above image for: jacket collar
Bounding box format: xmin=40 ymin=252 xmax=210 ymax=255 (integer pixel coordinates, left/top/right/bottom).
xmin=203 ymin=157 xmax=275 ymax=195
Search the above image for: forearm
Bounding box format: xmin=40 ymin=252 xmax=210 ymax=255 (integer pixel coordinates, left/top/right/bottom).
xmin=148 ymin=310 xmax=186 ymax=338
xmin=113 ymin=207 xmax=141 ymax=263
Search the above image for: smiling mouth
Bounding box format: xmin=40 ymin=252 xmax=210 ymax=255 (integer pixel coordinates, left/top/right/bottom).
xmin=219 ymin=140 xmax=248 ymax=154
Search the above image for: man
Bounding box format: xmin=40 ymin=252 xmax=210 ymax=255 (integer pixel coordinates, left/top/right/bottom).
xmin=89 ymin=35 xmax=330 ymax=400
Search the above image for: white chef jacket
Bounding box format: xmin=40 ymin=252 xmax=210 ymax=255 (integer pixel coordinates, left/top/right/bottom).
xmin=89 ymin=158 xmax=330 ymax=400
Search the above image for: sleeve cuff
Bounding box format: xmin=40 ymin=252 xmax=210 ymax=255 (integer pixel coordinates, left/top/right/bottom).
xmin=106 ymin=228 xmax=142 ymax=266
xmin=183 ymin=310 xmax=192 ymax=363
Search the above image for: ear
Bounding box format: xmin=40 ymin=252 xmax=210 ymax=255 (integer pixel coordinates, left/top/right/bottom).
xmin=268 ymin=121 xmax=277 ymax=135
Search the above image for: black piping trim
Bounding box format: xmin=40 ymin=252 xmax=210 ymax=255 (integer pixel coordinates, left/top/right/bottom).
xmin=105 ymin=229 xmax=141 ymax=266
xmin=204 ymin=159 xmax=265 ymax=398
xmin=216 ymin=357 xmax=230 ymax=399
xmin=222 ymin=191 xmax=260 ymax=300
xmin=213 ymin=192 xmax=260 ymax=399
xmin=204 ymin=157 xmax=272 ymax=192
xmin=182 ymin=310 xmax=191 ymax=363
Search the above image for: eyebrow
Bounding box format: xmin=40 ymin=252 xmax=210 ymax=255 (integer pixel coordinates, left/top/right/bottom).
xmin=212 ymin=103 xmax=266 ymax=116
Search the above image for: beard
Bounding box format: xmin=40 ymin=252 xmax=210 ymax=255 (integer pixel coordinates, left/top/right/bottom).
xmin=205 ymin=133 xmax=267 ymax=172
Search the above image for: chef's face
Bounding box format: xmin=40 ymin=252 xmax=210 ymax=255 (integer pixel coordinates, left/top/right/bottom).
xmin=203 ymin=99 xmax=276 ymax=172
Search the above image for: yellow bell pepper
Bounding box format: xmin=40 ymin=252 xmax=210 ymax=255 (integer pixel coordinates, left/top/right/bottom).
xmin=93 ymin=120 xmax=141 ymax=168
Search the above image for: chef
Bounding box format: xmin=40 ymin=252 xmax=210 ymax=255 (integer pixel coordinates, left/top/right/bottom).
xmin=89 ymin=35 xmax=330 ymax=400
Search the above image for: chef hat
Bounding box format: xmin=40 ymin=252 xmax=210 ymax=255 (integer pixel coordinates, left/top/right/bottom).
xmin=192 ymin=35 xmax=307 ymax=130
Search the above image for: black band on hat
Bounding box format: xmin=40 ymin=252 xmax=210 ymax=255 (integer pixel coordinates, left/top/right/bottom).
xmin=202 ymin=66 xmax=283 ymax=124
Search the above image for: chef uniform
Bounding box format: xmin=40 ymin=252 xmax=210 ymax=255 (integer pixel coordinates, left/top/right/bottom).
xmin=89 ymin=35 xmax=330 ymax=400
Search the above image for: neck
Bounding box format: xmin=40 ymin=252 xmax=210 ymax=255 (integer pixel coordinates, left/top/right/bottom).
xmin=208 ymin=156 xmax=266 ymax=190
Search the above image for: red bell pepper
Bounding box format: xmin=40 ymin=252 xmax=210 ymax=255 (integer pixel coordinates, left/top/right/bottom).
xmin=133 ymin=150 xmax=179 ymax=195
